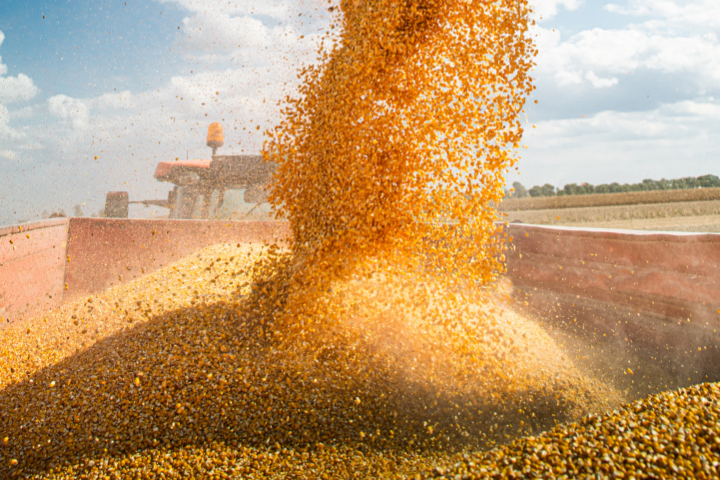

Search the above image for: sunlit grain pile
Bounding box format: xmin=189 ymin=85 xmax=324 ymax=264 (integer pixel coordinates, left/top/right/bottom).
xmin=0 ymin=244 xmax=623 ymax=478
xmin=0 ymin=244 xmax=259 ymax=390
xmin=420 ymin=382 xmax=720 ymax=479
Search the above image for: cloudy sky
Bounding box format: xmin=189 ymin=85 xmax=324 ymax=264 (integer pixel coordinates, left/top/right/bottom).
xmin=0 ymin=0 xmax=718 ymax=224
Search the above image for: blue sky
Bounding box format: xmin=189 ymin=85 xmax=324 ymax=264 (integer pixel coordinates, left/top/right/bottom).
xmin=0 ymin=0 xmax=186 ymax=99
xmin=0 ymin=0 xmax=719 ymax=224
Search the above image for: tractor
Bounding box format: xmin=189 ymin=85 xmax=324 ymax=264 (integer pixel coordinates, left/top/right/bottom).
xmin=104 ymin=122 xmax=277 ymax=221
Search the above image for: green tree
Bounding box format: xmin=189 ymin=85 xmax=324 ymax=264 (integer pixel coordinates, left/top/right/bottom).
xmin=511 ymin=181 xmax=529 ymax=198
xmin=540 ymin=184 xmax=556 ymax=196
xmin=639 ymin=179 xmax=659 ymax=191
xmin=528 ymin=183 xmax=555 ymax=197
xmin=595 ymin=184 xmax=610 ymax=194
xmin=515 ymin=174 xmax=720 ymax=197
xmin=697 ymin=174 xmax=720 ymax=188
xmin=562 ymin=183 xmax=579 ymax=196
xmin=579 ymin=183 xmax=594 ymax=195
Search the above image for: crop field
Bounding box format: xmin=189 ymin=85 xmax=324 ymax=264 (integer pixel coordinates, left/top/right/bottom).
xmin=502 ymin=197 xmax=720 ymax=232
xmin=500 ymin=187 xmax=720 ymax=212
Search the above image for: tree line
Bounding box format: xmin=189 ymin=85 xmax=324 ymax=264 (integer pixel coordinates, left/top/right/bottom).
xmin=507 ymin=174 xmax=720 ymax=198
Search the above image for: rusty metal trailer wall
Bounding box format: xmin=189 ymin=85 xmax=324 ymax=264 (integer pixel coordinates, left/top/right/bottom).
xmin=64 ymin=218 xmax=289 ymax=298
xmin=0 ymin=219 xmax=70 ymax=324
xmin=506 ymin=224 xmax=720 ymax=323
xmin=0 ymin=218 xmax=289 ymax=325
xmin=505 ymin=224 xmax=720 ymax=388
xmin=1 ymin=219 xmax=718 ymax=349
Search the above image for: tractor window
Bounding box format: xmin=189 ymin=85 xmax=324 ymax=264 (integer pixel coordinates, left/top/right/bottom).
xmin=208 ymin=190 xmax=222 ymax=217
xmin=211 ymin=189 xmax=275 ymax=221
xmin=211 ymin=189 xmax=245 ymax=220
xmin=189 ymin=190 xmax=223 ymax=219
xmin=191 ymin=194 xmax=205 ymax=219
xmin=173 ymin=186 xmax=199 ymax=219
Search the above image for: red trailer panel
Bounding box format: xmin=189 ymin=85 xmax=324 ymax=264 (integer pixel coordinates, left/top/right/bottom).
xmin=64 ymin=218 xmax=290 ymax=298
xmin=0 ymin=219 xmax=69 ymax=325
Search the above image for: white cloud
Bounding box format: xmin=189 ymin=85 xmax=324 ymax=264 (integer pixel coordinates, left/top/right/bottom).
xmin=554 ymin=68 xmax=583 ymax=85
xmin=532 ymin=0 xmax=582 ymax=21
xmin=8 ymin=105 xmax=35 ymax=119
xmin=522 ymin=100 xmax=720 ymax=185
xmin=97 ymin=90 xmax=134 ymax=109
xmin=0 ymin=30 xmax=36 ymax=162
xmin=0 ymin=30 xmax=5 ymax=75
xmin=0 ymin=149 xmax=16 ymax=160
xmin=605 ymin=0 xmax=720 ymax=31
xmin=0 ymin=73 xmax=39 ymax=104
xmin=158 ymin=0 xmax=295 ymax=19
xmin=182 ymin=13 xmax=272 ymax=51
xmin=47 ymin=95 xmax=90 ymax=130
xmin=664 ymin=99 xmax=720 ymax=119
xmin=585 ymin=71 xmax=619 ymax=88
xmin=17 ymin=143 xmax=45 ymax=151
xmin=0 ymin=31 xmax=40 ymax=104
xmin=534 ymin=25 xmax=720 ymax=89
xmin=0 ymin=103 xmax=23 ymax=140
xmin=0 ymin=103 xmax=8 ymax=128
xmin=161 ymin=0 xmax=333 ymax=68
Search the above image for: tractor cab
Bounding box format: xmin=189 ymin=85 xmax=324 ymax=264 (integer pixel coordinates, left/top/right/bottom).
xmin=105 ymin=123 xmax=277 ymax=220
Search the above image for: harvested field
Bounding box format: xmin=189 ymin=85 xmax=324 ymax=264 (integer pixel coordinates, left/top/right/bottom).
xmin=504 ymin=199 xmax=720 ymax=232
xmin=563 ymin=214 xmax=720 ymax=232
xmin=500 ymin=187 xmax=720 ymax=211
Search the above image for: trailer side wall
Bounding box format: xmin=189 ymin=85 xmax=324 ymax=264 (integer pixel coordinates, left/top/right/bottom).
xmin=64 ymin=218 xmax=290 ymax=298
xmin=506 ymin=224 xmax=720 ymax=321
xmin=0 ymin=219 xmax=70 ymax=323
xmin=506 ymin=224 xmax=720 ymax=390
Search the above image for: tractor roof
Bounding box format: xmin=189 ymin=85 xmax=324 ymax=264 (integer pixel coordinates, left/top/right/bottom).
xmin=153 ymin=155 xmax=275 ymax=189
xmin=154 ymin=159 xmax=212 ymax=183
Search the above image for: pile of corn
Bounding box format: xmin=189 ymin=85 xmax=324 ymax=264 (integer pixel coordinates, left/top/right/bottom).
xmin=422 ymin=382 xmax=720 ymax=479
xmin=0 ymin=244 xmax=258 ymax=389
xmin=0 ymin=244 xmax=624 ymax=478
